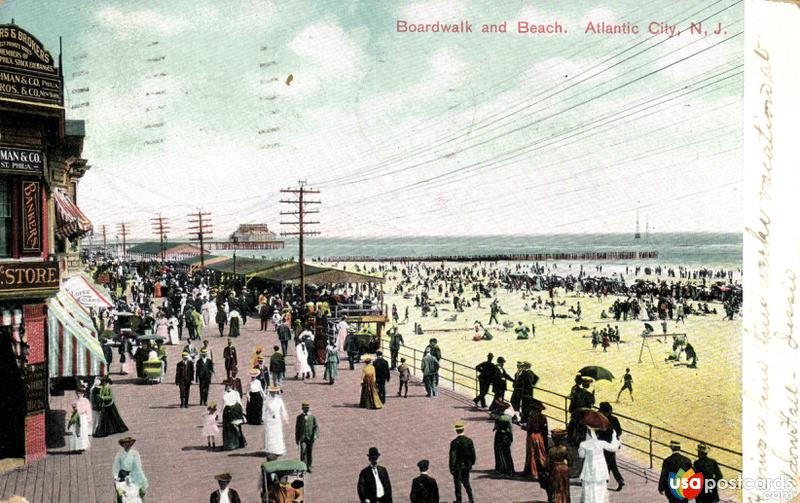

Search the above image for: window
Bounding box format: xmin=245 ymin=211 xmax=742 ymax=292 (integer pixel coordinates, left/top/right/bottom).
xmin=0 ymin=177 xmax=10 ymax=257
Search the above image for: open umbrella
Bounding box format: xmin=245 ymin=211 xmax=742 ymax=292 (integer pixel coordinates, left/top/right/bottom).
xmin=574 ymin=409 xmax=611 ymax=430
xmin=578 ymin=366 xmax=614 ymax=382
xmin=643 ymin=322 xmax=654 ymax=333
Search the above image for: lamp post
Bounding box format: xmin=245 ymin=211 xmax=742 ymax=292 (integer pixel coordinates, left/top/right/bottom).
xmin=232 ymin=236 xmax=239 ymax=276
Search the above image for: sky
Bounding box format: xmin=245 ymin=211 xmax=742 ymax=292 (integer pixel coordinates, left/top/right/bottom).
xmin=3 ymin=0 xmax=743 ymax=239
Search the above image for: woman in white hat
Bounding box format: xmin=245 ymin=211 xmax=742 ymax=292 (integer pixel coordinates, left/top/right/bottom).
xmin=262 ymin=386 xmax=288 ymax=460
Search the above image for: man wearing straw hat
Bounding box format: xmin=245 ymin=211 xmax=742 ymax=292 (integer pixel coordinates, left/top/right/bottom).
xmin=658 ymin=440 xmax=692 ymax=502
xmin=449 ymin=422 xmax=476 ymax=503
xmin=209 ymin=472 xmax=241 ymax=503
xmin=175 ymin=351 xmax=195 ymax=408
xmin=112 ymin=437 xmax=148 ymax=501
xmin=693 ymin=443 xmax=723 ymax=503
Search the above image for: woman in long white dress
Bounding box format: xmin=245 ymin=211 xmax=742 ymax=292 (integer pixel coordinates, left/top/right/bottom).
xmin=262 ymin=387 xmax=288 ymax=460
xmin=167 ymin=315 xmax=180 ymax=345
xmin=295 ymin=340 xmax=311 ymax=380
xmin=67 ymin=401 xmax=90 ymax=452
xmin=578 ymin=428 xmax=620 ymax=503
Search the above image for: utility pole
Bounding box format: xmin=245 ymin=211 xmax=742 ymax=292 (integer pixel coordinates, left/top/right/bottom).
xmin=150 ymin=214 xmax=171 ymax=263
xmin=115 ymin=222 xmax=129 ymax=258
xmin=187 ymin=209 xmax=213 ymax=267
xmin=280 ymin=180 xmax=320 ymax=304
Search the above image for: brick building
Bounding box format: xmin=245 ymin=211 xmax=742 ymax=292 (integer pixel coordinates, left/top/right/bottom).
xmin=0 ymin=23 xmax=97 ymax=466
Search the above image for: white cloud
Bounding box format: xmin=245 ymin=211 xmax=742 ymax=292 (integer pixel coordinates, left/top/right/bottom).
xmin=401 ymin=0 xmax=467 ymax=20
xmin=95 ymin=6 xmax=193 ymax=38
xmin=288 ymin=22 xmax=365 ymax=74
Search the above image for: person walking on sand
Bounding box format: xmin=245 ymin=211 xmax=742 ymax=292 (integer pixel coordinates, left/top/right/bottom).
xmin=616 ymin=368 xmax=634 ymax=403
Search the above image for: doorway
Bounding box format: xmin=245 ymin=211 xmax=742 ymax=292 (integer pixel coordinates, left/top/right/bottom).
xmin=0 ymin=327 xmax=26 ymax=460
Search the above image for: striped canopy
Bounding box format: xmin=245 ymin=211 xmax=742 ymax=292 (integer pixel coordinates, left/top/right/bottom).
xmin=48 ymin=290 xmax=106 ymax=378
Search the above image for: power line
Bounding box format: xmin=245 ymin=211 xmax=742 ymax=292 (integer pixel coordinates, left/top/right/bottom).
xmin=150 ymin=213 xmax=171 ymax=263
xmin=187 ymin=210 xmax=213 ymax=267
xmin=280 ymin=181 xmax=320 ymax=303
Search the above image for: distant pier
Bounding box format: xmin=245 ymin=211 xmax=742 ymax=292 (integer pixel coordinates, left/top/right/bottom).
xmin=316 ymin=250 xmax=659 ymax=262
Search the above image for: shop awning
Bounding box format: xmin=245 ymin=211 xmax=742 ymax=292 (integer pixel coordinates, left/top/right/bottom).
xmin=48 ymin=291 xmax=106 ymax=378
xmin=62 ymin=272 xmax=113 ymax=309
xmin=53 ymin=188 xmax=93 ymax=240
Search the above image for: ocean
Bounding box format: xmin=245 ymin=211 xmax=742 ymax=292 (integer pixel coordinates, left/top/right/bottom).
xmin=226 ymin=233 xmax=742 ymax=268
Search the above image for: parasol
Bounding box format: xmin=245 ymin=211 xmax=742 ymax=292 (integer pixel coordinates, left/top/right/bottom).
xmin=574 ymin=409 xmax=611 ymax=430
xmin=578 ymin=366 xmax=615 ymax=382
xmin=643 ymin=323 xmax=654 ymax=332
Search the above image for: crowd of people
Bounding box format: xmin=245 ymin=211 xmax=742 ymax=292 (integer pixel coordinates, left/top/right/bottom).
xmin=53 ymin=254 xmax=737 ymax=503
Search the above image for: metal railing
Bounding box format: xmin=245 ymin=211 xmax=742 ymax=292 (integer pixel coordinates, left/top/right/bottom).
xmin=381 ymin=340 xmax=742 ymax=476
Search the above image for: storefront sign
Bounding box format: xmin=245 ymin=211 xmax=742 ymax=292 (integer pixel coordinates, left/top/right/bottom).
xmin=0 ymin=147 xmax=44 ymax=175
xmin=25 ymin=363 xmax=47 ymax=414
xmin=0 ymin=262 xmax=59 ymax=292
xmin=0 ymin=25 xmax=63 ymax=108
xmin=21 ymin=180 xmax=41 ymax=252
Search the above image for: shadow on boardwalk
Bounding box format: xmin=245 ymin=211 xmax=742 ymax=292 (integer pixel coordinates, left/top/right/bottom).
xmin=0 ymin=317 xmax=725 ymax=503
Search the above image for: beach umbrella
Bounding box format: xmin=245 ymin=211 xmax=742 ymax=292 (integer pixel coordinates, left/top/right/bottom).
xmin=578 ymin=366 xmax=615 ymax=382
xmin=575 ymin=409 xmax=611 ymax=430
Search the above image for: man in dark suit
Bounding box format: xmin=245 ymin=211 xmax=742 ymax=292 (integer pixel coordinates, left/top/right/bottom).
xmin=372 ymin=351 xmax=390 ymax=404
xmin=473 ymin=353 xmax=498 ymax=408
xmin=693 ymin=443 xmax=723 ymax=503
xmin=410 ymin=459 xmax=439 ymax=503
xmin=598 ymin=402 xmax=625 ymax=490
xmin=175 ymin=352 xmax=194 ymax=408
xmin=658 ymin=440 xmax=693 ymax=502
xmin=295 ymin=401 xmax=319 ymax=472
xmin=223 ymin=339 xmax=237 ymax=380
xmin=195 ymin=348 xmax=214 ymax=406
xmin=357 ymin=446 xmax=392 ymax=503
xmin=449 ymin=422 xmax=476 ymax=503
xmin=209 ymin=472 xmax=241 ymax=503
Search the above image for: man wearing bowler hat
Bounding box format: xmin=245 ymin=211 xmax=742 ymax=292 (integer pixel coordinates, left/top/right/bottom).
xmin=357 ymin=446 xmax=393 ymax=502
xmin=658 ymin=440 xmax=693 ymax=502
xmin=409 ymin=459 xmax=439 ymax=503
xmin=209 ymin=471 xmax=241 ymax=503
xmin=449 ymin=422 xmax=476 ymax=503
xmin=295 ymin=401 xmax=319 ymax=472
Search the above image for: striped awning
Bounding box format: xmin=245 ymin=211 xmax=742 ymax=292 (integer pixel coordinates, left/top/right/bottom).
xmin=48 ymin=291 xmax=106 ymax=378
xmin=53 ymin=188 xmax=93 ymax=240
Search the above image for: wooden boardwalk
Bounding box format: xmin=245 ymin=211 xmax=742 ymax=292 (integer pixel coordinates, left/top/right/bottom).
xmin=0 ymin=315 xmax=734 ymax=502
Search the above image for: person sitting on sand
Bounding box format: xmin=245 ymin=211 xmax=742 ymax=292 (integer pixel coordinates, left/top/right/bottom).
xmin=515 ymin=322 xmax=530 ymax=340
